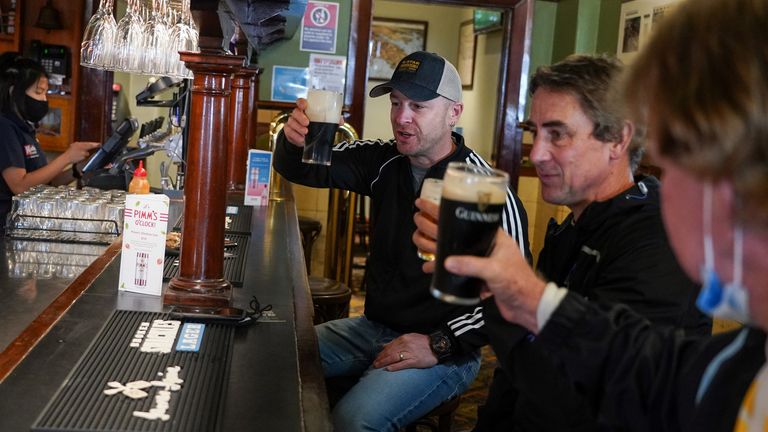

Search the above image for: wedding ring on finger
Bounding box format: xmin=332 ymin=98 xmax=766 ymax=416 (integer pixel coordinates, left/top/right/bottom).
xmin=398 ymin=351 xmax=405 ymax=362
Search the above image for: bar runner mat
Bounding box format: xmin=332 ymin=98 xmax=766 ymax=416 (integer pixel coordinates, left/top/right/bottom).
xmin=32 ymin=310 xmax=234 ymax=432
xmin=174 ymin=204 xmax=253 ymax=235
xmin=163 ymin=234 xmax=250 ymax=287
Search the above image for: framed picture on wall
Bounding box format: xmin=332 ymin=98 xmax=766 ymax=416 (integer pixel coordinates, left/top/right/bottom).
xmin=368 ymin=18 xmax=428 ymax=81
xmin=457 ymin=20 xmax=476 ymax=89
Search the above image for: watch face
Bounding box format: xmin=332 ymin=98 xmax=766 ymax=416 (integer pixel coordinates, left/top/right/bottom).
xmin=436 ymin=337 xmax=449 ymax=351
xmin=431 ymin=333 xmax=451 ymax=356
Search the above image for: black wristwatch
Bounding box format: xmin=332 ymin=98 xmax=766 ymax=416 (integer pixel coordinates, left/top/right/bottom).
xmin=428 ymin=330 xmax=453 ymax=362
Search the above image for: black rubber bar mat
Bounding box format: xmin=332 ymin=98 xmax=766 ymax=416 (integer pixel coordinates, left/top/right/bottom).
xmin=32 ymin=310 xmax=234 ymax=432
xmin=163 ymin=234 xmax=250 ymax=287
xmin=174 ymin=205 xmax=253 ymax=235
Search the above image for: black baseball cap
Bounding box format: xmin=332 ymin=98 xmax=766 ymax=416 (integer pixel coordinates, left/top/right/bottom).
xmin=369 ymin=51 xmax=462 ymax=102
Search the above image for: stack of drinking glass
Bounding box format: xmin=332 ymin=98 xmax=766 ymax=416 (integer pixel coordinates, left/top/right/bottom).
xmin=6 ymin=185 xmax=126 ymax=245
xmin=6 ymin=240 xmax=106 ymax=279
xmin=80 ymin=0 xmax=199 ymax=78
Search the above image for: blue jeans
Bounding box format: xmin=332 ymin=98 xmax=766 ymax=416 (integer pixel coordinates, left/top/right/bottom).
xmin=317 ymin=316 xmax=481 ymax=432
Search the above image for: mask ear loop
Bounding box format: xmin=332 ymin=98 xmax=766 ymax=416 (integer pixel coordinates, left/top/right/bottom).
xmin=733 ymin=225 xmax=743 ymax=286
xmin=703 ymin=183 xmax=715 ymax=271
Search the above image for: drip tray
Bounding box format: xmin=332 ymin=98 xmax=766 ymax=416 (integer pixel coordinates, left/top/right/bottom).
xmin=163 ymin=234 xmax=250 ymax=287
xmin=174 ymin=204 xmax=253 ymax=235
xmin=33 ymin=310 xmax=234 ymax=432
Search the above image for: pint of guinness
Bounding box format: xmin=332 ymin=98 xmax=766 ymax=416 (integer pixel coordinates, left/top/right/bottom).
xmin=430 ymin=162 xmax=508 ymax=305
xmin=303 ymin=89 xmax=343 ymax=165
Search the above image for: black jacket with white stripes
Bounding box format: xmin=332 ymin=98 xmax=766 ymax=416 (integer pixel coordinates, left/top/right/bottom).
xmin=274 ymin=131 xmax=530 ymax=340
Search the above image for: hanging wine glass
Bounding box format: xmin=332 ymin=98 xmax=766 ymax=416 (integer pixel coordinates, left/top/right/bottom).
xmin=80 ymin=0 xmax=116 ymax=69
xmin=167 ymin=0 xmax=198 ymax=78
xmin=140 ymin=0 xmax=171 ymax=75
xmin=114 ymin=0 xmax=144 ymax=73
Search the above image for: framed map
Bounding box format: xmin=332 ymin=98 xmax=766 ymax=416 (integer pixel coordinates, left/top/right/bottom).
xmin=368 ymin=18 xmax=428 ymax=81
xmin=457 ymin=20 xmax=476 ymax=89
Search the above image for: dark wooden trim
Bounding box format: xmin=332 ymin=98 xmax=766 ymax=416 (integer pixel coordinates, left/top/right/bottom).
xmin=285 ymin=199 xmax=333 ymax=431
xmin=346 ymin=0 xmax=373 ymax=136
xmin=0 ymin=240 xmax=123 ymax=382
xmin=493 ymin=0 xmax=534 ymax=192
xmin=255 ymin=101 xmax=297 ymax=112
xmin=75 ymin=0 xmax=114 ymax=142
xmin=77 ymin=67 xmax=114 ymax=141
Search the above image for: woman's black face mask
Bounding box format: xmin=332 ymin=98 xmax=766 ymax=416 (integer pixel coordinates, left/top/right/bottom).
xmin=22 ymin=94 xmax=49 ymax=123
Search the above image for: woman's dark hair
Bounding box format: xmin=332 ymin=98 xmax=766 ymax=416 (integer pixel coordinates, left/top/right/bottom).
xmin=0 ymin=52 xmax=48 ymax=121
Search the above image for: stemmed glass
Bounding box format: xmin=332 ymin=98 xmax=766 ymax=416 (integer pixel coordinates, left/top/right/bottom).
xmin=80 ymin=0 xmax=116 ymax=69
xmin=167 ymin=0 xmax=198 ymax=78
xmin=114 ymin=0 xmax=144 ymax=73
xmin=140 ymin=0 xmax=171 ymax=75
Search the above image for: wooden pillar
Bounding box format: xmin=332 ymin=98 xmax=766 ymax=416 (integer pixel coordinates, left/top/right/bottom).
xmin=226 ymin=67 xmax=259 ymax=191
xmin=165 ymin=51 xmax=245 ymax=308
xmin=245 ymin=70 xmax=259 ymax=150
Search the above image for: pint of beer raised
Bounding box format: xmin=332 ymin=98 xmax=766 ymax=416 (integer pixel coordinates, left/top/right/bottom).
xmin=417 ymin=178 xmax=443 ymax=261
xmin=303 ymin=89 xmax=343 ymax=165
xmin=430 ymin=162 xmax=508 ymax=305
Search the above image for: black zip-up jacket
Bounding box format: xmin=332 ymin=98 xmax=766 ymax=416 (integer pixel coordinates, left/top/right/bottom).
xmin=541 ymin=294 xmax=762 ymax=431
xmin=274 ymin=132 xmax=530 ymax=337
xmin=472 ymin=176 xmax=712 ymax=431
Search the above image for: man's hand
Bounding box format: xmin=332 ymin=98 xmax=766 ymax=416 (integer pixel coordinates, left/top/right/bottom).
xmin=283 ymin=98 xmax=311 ymax=146
xmin=283 ymin=98 xmax=346 ymax=146
xmin=413 ymin=198 xmax=440 ymax=273
xmin=444 ymin=229 xmax=547 ymax=333
xmin=373 ymin=333 xmax=437 ymax=372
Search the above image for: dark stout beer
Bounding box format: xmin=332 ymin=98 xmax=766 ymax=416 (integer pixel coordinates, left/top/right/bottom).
xmin=303 ymin=89 xmax=342 ymax=165
xmin=430 ymin=163 xmax=508 ymax=305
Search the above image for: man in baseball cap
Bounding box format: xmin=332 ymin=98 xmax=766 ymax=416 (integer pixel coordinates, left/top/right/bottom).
xmin=369 ymin=50 xmax=463 ymax=102
xmin=274 ymin=51 xmax=530 ymax=430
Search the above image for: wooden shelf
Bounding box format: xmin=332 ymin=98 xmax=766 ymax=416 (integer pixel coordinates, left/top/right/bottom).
xmin=0 ymin=0 xmax=20 ymax=52
xmin=37 ymin=94 xmax=73 ymax=153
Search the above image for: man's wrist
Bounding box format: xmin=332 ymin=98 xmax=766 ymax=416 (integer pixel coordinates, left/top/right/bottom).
xmin=428 ymin=330 xmax=454 ymax=363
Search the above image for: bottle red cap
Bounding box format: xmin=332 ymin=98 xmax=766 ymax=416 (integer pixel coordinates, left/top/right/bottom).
xmin=134 ymin=160 xmax=147 ymax=177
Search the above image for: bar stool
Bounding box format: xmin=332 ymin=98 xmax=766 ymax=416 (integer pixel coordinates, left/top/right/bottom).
xmin=298 ymin=216 xmax=322 ymax=274
xmin=309 ymin=276 xmax=351 ymax=325
xmin=297 ymin=215 xmax=352 ymax=324
xmin=404 ymin=396 xmax=461 ymax=432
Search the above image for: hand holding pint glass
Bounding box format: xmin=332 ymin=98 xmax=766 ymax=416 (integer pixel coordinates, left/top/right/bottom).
xmin=417 ymin=178 xmax=443 ymax=261
xmin=430 ymin=162 xmax=508 ymax=305
xmin=303 ymin=88 xmax=343 ymax=165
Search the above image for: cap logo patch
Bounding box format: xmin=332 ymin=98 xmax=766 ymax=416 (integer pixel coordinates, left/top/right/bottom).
xmin=397 ymin=59 xmax=421 ymax=73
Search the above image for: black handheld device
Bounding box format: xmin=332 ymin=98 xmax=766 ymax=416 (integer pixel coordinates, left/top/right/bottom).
xmin=82 ymin=117 xmax=139 ymax=173
xmin=168 ymin=306 xmax=247 ymax=323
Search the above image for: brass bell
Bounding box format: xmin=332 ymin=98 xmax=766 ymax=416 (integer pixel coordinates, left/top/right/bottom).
xmin=35 ymin=0 xmax=63 ymax=30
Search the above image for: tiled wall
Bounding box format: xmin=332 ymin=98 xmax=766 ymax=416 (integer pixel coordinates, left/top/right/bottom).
xmin=517 ymin=177 xmax=570 ymax=267
xmin=292 ymin=185 xmax=330 ymax=276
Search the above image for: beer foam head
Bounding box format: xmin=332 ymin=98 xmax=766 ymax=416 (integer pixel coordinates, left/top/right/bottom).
xmin=442 ymin=181 xmax=507 ymax=204
xmin=443 ymin=163 xmax=508 ymax=203
xmin=306 ymin=89 xmax=343 ymax=123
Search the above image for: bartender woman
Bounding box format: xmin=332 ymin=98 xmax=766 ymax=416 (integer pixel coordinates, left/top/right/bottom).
xmin=0 ymin=54 xmax=99 ymax=229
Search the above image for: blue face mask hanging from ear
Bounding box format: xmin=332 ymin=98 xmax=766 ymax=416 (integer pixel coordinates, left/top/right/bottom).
xmin=695 ymin=183 xmax=750 ymax=323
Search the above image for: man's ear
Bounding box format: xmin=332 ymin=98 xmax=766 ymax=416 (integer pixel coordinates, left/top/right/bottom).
xmin=449 ymin=101 xmax=464 ymax=126
xmin=609 ymin=120 xmax=634 ymax=161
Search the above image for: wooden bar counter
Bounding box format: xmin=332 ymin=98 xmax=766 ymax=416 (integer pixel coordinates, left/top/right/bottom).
xmin=0 ymin=186 xmax=331 ymax=431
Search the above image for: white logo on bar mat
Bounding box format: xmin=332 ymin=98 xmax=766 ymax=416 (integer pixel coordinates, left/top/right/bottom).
xmin=129 ymin=320 xmax=181 ymax=353
xmin=102 ymin=366 xmax=184 ymax=422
